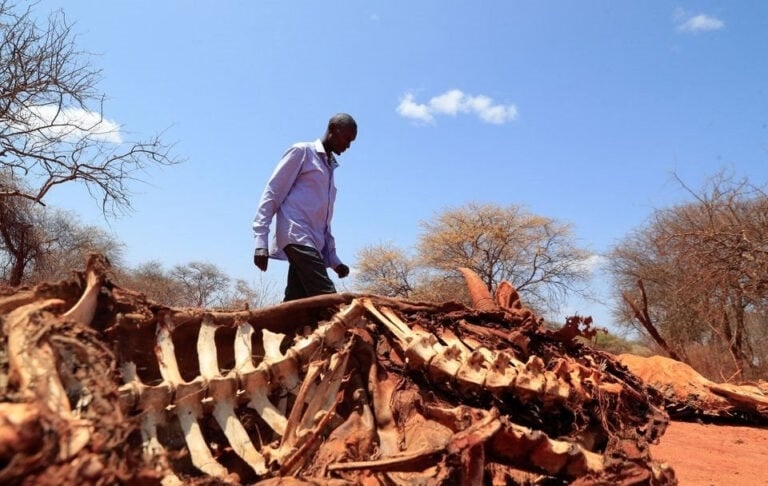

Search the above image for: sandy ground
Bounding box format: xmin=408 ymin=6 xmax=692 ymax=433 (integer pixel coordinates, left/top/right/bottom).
xmin=651 ymin=420 xmax=768 ymax=486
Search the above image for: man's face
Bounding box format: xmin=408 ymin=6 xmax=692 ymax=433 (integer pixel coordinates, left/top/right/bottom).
xmin=331 ymin=125 xmax=357 ymax=155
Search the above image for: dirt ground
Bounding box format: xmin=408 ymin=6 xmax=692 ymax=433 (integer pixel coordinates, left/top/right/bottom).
xmin=651 ymin=420 xmax=768 ymax=486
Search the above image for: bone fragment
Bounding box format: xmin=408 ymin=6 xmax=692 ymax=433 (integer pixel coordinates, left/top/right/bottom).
xmin=0 ymin=402 xmax=44 ymax=461
xmin=242 ymin=368 xmax=287 ymax=435
xmin=121 ymin=363 xmax=166 ymax=459
xmin=281 ymin=361 xmax=323 ymax=451
xmin=157 ymin=314 xmax=185 ymax=385
xmin=271 ymin=360 xmax=327 ymax=469
xmin=244 ymin=301 xmax=366 ymax=431
xmin=61 ymin=255 xmax=105 ymax=327
xmin=197 ymin=316 xmax=221 ymax=379
xmin=6 ymin=299 xmax=92 ymax=459
xmin=7 ymin=300 xmax=71 ymax=412
xmin=489 ymin=419 xmax=604 ymax=478
xmin=260 ymin=330 xmax=300 ymax=395
xmin=363 ymin=300 xmax=441 ymax=369
xmin=274 ymin=345 xmax=353 ymax=471
xmin=326 ymin=448 xmax=442 ymax=472
xmin=328 ymin=408 xmax=501 ymax=474
xmin=368 ymin=360 xmax=400 ymax=457
xmin=262 ymin=328 xmax=285 ymax=361
xmin=298 ymin=347 xmax=351 ymax=433
xmin=279 ymin=392 xmax=343 ymax=476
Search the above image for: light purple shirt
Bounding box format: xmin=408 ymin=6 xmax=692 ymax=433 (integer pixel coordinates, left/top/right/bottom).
xmin=252 ymin=139 xmax=341 ymax=268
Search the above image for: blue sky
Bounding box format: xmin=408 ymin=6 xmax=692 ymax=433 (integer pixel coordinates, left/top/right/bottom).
xmin=33 ymin=1 xmax=767 ymax=329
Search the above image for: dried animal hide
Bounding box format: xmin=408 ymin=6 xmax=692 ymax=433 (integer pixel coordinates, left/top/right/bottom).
xmin=0 ymin=256 xmax=676 ymax=485
xmin=618 ymin=354 xmax=768 ymax=424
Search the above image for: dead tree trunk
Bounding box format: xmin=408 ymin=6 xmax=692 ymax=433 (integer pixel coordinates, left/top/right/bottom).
xmin=622 ymin=279 xmax=684 ymax=362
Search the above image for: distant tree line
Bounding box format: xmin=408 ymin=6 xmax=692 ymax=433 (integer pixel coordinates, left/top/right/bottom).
xmin=0 ymin=200 xmax=279 ymax=307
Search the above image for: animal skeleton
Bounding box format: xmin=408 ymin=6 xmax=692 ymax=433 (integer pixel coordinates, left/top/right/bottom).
xmin=0 ymin=256 xmax=675 ymax=484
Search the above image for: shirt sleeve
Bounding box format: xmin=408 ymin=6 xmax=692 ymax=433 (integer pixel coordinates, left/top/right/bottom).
xmin=252 ymin=146 xmax=305 ymax=250
xmin=323 ymin=226 xmax=342 ymax=269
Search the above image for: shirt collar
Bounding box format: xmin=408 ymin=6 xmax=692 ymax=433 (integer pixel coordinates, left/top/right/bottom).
xmin=314 ymin=139 xmax=339 ymax=169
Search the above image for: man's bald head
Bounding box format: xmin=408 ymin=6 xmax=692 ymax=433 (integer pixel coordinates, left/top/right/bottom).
xmin=323 ymin=113 xmax=357 ymax=156
xmin=328 ymin=113 xmax=357 ymax=131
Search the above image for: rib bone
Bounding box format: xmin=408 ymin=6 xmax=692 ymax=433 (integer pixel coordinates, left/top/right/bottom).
xmin=199 ymin=316 xmax=268 ymax=475
xmin=235 ymin=321 xmax=287 ymax=435
xmin=156 ymin=314 xmax=230 ymax=479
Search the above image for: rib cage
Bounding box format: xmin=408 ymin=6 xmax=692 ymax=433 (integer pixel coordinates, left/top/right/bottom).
xmin=0 ymin=256 xmax=676 ymax=485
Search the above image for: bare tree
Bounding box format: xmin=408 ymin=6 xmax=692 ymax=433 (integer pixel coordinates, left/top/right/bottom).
xmin=120 ymin=262 xmax=278 ymax=309
xmin=417 ymin=202 xmax=592 ymax=314
xmin=117 ymin=261 xmax=184 ymax=305
xmin=609 ymin=172 xmax=768 ymax=380
xmin=0 ymin=1 xmax=179 ymax=216
xmin=169 ymin=261 xmax=230 ymax=308
xmin=0 ymin=175 xmax=39 ymax=285
xmin=26 ymin=208 xmax=123 ymax=283
xmin=0 ymin=171 xmax=122 ymax=285
xmin=221 ymin=276 xmax=280 ymax=309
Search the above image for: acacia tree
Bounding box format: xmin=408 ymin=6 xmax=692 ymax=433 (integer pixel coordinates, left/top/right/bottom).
xmin=222 ymin=277 xmax=280 ymax=309
xmin=169 ymin=262 xmax=231 ymax=308
xmin=26 ymin=209 xmax=122 ymax=282
xmin=0 ymin=174 xmax=122 ymax=285
xmin=609 ymin=173 xmax=768 ymax=380
xmin=355 ymin=203 xmax=591 ymax=312
xmin=417 ymin=202 xmax=591 ymax=313
xmin=118 ymin=261 xmax=183 ymax=305
xmin=354 ymin=242 xmax=418 ymax=298
xmin=118 ymin=262 xmax=277 ymax=309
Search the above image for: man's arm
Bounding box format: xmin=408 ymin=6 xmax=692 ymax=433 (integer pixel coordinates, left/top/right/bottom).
xmin=252 ymin=146 xmax=306 ymax=267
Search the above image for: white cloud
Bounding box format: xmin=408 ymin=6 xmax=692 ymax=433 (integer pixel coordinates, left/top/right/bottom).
xmin=396 ymin=89 xmax=518 ymax=125
xmin=674 ymin=9 xmax=724 ymax=33
xmin=575 ymin=254 xmax=607 ymax=274
xmin=429 ymin=89 xmax=465 ymax=115
xmin=26 ymin=105 xmax=123 ymax=143
xmin=396 ymin=93 xmax=434 ymax=123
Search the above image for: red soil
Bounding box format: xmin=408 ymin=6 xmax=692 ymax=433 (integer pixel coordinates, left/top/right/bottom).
xmin=651 ymin=420 xmax=768 ymax=486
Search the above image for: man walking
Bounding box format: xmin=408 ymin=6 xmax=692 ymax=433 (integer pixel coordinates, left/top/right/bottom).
xmin=252 ymin=113 xmax=357 ymax=301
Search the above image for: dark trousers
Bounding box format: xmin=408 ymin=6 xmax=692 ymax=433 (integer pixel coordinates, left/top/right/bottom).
xmin=283 ymin=244 xmax=337 ymax=301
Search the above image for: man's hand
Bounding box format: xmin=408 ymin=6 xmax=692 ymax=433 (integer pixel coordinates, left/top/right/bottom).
xmin=254 ymin=249 xmax=269 ymax=272
xmin=334 ymin=263 xmax=350 ymax=278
